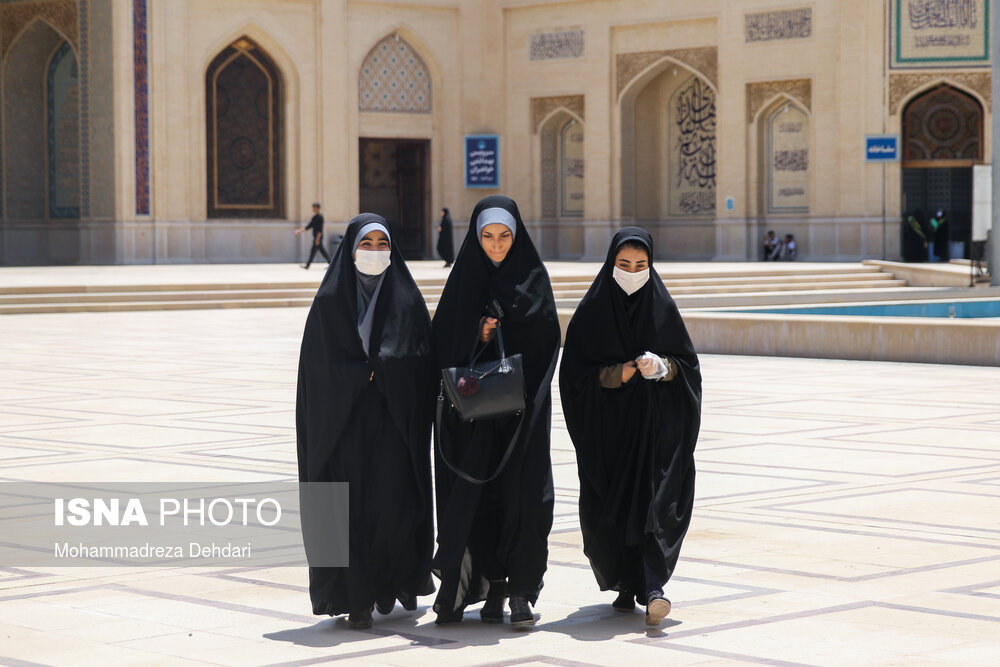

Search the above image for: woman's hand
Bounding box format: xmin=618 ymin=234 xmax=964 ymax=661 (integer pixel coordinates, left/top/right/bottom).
xmin=621 ymin=360 xmax=637 ymax=383
xmin=480 ymin=317 xmax=498 ymax=342
xmin=636 ymin=356 xmax=657 ymax=377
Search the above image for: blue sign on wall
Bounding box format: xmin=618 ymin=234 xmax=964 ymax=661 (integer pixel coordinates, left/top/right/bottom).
xmin=865 ymin=135 xmax=899 ymax=162
xmin=465 ymin=135 xmax=500 ymax=188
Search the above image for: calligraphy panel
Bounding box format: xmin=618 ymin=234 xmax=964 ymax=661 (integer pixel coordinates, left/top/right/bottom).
xmin=745 ymin=8 xmax=812 ymax=42
xmin=47 ymin=41 xmax=80 ymax=218
xmin=669 ymin=76 xmax=716 ymax=217
xmin=767 ymin=104 xmax=809 ymax=213
xmin=529 ymin=30 xmax=585 ymax=61
xmin=560 ymin=119 xmax=584 ymax=217
xmin=891 ymin=0 xmax=989 ymax=68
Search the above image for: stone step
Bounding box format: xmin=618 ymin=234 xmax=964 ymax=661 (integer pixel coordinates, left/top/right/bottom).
xmin=0 ymin=277 xmax=909 ymax=309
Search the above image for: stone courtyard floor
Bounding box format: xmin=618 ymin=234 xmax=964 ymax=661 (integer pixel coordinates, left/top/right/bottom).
xmin=0 ymin=303 xmax=998 ymax=666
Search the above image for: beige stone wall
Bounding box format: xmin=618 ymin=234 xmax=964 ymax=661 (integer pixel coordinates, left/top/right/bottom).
xmin=1 ymin=0 xmax=994 ymax=264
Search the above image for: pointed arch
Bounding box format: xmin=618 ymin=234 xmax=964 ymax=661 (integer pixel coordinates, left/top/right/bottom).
xmin=205 ymin=36 xmax=284 ymax=218
xmin=758 ymin=96 xmax=810 ymax=215
xmin=751 ymin=92 xmax=812 ymax=126
xmin=537 ymin=105 xmax=584 ymax=133
xmin=46 ymin=39 xmax=80 ymax=219
xmin=902 ymin=84 xmax=983 ymax=164
xmin=540 ymin=109 xmax=585 ymax=220
xmin=358 ymin=31 xmax=432 ymax=113
xmin=2 ymin=14 xmax=77 ymax=61
xmin=3 ymin=18 xmax=69 ymax=221
xmin=618 ymin=52 xmax=718 ymax=105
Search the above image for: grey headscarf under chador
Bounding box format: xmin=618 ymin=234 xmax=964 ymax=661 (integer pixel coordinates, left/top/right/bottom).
xmin=476 ymin=207 xmax=517 ymax=266
xmin=353 ymin=220 xmax=391 ymax=356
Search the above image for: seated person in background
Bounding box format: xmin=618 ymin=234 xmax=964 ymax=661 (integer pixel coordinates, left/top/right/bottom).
xmin=762 ymin=230 xmax=781 ymax=261
xmin=779 ymin=234 xmax=797 ymax=261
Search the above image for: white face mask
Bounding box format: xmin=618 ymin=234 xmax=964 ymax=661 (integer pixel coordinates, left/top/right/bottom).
xmin=355 ymin=250 xmax=391 ymax=276
xmin=613 ymin=266 xmax=649 ymax=295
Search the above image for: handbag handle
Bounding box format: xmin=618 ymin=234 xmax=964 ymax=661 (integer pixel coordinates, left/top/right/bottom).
xmin=434 ymin=393 xmax=523 ymax=485
xmin=470 ymin=319 xmax=508 ymax=367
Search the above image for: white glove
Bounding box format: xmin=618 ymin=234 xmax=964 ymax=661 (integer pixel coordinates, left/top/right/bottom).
xmin=637 ymin=351 xmax=669 ymax=380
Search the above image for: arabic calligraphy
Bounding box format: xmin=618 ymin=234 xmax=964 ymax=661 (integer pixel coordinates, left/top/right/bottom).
xmin=774 ymin=149 xmax=809 ymax=172
xmin=908 ymin=0 xmax=978 ymax=30
xmin=745 ymin=9 xmax=812 ymax=42
xmin=679 ymin=192 xmax=715 ymax=215
xmin=675 ymin=77 xmax=716 ymax=190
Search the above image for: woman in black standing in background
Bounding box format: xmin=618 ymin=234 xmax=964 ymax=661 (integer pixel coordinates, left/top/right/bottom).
xmin=431 ymin=195 xmax=559 ymax=627
xmin=437 ymin=207 xmax=455 ymax=267
xmin=296 ymin=213 xmax=436 ymax=629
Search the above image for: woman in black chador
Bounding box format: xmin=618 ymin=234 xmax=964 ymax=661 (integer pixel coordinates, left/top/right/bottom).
xmin=437 ymin=207 xmax=455 ymax=267
xmin=296 ymin=213 xmax=436 ymax=629
xmin=431 ymin=195 xmax=559 ymax=627
xmin=559 ymin=227 xmax=702 ymax=627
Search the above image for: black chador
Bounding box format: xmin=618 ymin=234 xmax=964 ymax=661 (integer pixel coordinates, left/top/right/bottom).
xmin=431 ymin=195 xmax=560 ymax=623
xmin=437 ymin=207 xmax=455 ymax=266
xmin=295 ymin=214 xmax=435 ymax=625
xmin=559 ymin=227 xmax=701 ymax=618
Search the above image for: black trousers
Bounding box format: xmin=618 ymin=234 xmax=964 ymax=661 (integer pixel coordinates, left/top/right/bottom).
xmin=305 ymin=240 xmax=331 ymax=267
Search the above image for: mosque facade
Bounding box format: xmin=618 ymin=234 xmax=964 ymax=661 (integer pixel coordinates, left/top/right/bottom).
xmin=0 ymin=0 xmax=991 ymax=264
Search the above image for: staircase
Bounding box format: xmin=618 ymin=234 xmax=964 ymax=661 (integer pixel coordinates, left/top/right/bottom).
xmin=0 ymin=264 xmax=922 ymax=315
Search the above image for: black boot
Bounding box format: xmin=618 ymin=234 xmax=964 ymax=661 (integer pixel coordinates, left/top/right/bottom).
xmin=375 ymin=596 xmax=395 ymax=615
xmin=480 ymin=581 xmax=506 ymax=623
xmin=612 ymin=590 xmax=635 ymax=612
xmin=508 ymin=596 xmax=535 ymax=627
xmin=347 ymin=606 xmax=373 ymax=629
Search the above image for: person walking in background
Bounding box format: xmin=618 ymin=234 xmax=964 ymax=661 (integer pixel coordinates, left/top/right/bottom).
xmin=431 ymin=195 xmax=559 ymax=628
xmin=559 ymin=227 xmax=702 ymax=627
xmin=296 ymin=202 xmax=332 ymax=269
xmin=437 ymin=207 xmax=455 ymax=268
xmin=295 ymin=214 xmax=437 ymax=629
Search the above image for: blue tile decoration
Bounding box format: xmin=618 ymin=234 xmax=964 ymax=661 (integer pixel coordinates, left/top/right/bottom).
xmin=133 ymin=0 xmax=149 ymax=215
xmin=78 ymin=0 xmax=90 ymax=218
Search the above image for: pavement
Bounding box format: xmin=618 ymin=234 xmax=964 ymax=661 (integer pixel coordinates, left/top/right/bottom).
xmin=0 ymin=289 xmax=999 ymax=665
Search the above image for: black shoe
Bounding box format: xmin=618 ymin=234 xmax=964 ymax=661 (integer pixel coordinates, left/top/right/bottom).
xmin=347 ymin=607 xmax=373 ymax=629
xmin=435 ymin=608 xmax=464 ymax=624
xmin=645 ymin=594 xmax=671 ymax=626
xmin=481 ymin=585 xmax=506 ymax=623
xmin=401 ymin=597 xmax=417 ymax=611
xmin=375 ymin=597 xmax=394 ymax=615
xmin=612 ymin=591 xmax=635 ymax=612
xmin=508 ymin=596 xmax=534 ymax=627
xmin=300 ymin=264 xmax=309 ymax=269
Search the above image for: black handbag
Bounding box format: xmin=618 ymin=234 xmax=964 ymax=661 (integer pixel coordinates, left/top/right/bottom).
xmin=436 ymin=322 xmax=526 ymax=485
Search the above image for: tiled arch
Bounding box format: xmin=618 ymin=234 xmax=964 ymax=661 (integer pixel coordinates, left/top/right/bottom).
xmin=359 ymin=35 xmax=431 ymax=113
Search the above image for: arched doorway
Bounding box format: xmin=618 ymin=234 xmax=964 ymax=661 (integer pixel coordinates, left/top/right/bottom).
xmin=47 ymin=41 xmax=81 ymax=219
xmin=620 ymin=63 xmax=716 ymax=258
xmin=901 ymin=84 xmax=983 ymax=261
xmin=206 ymin=38 xmax=284 ymax=219
xmin=540 ymin=111 xmax=584 ymax=220
xmin=3 ymin=22 xmax=79 ymax=222
xmin=758 ymin=99 xmax=809 ymax=218
xmin=357 ymin=34 xmax=433 ymax=259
